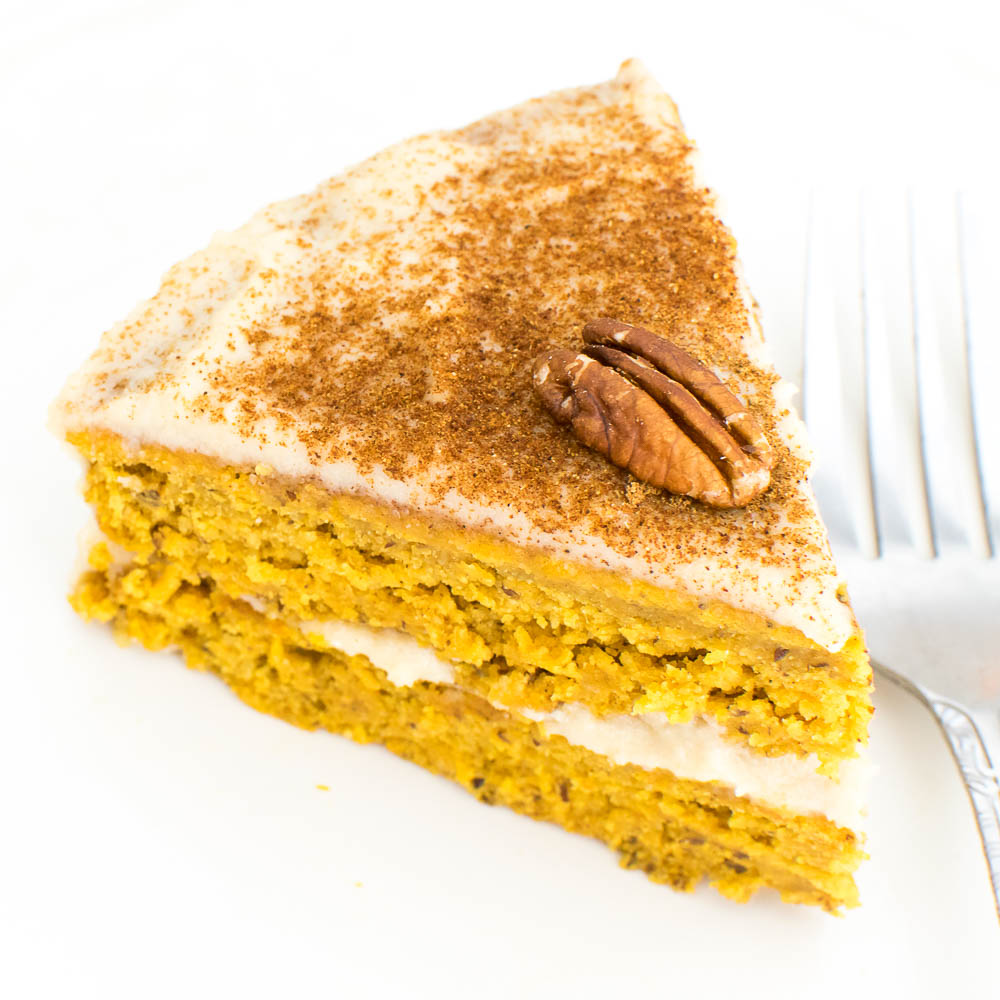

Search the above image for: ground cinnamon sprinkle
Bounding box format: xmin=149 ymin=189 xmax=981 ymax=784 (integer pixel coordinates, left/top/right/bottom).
xmin=79 ymin=66 xmax=823 ymax=592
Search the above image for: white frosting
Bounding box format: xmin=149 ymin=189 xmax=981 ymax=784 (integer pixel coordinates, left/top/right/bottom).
xmin=772 ymin=378 xmax=812 ymax=462
xmin=299 ymin=618 xmax=456 ymax=687
xmin=52 ymin=60 xmax=855 ymax=653
xmin=294 ymin=616 xmax=866 ymax=829
xmin=522 ymin=704 xmax=867 ymax=830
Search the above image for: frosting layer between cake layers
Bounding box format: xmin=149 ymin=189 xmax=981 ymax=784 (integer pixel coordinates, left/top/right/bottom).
xmin=298 ymin=616 xmax=868 ymax=830
xmin=53 ymin=60 xmax=857 ymax=653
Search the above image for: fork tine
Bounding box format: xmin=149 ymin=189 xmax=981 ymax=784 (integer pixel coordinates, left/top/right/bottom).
xmin=802 ymin=188 xmax=858 ymax=551
xmin=860 ymin=189 xmax=933 ymax=557
xmin=956 ymin=192 xmax=995 ymax=558
xmin=858 ymin=193 xmax=882 ymax=558
xmin=911 ymin=191 xmax=995 ymax=557
xmin=804 ymin=187 xmax=880 ymax=557
xmin=907 ymin=191 xmax=940 ymax=557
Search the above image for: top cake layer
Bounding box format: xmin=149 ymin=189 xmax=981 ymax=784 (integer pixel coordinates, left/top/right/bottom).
xmin=54 ymin=60 xmax=856 ymax=652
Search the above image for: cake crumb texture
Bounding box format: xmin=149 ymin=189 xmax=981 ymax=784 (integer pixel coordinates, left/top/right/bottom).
xmin=72 ymin=558 xmax=862 ymax=913
xmin=73 ymin=430 xmax=872 ymax=767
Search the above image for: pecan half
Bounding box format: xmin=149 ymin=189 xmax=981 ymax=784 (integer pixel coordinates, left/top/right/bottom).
xmin=532 ymin=319 xmax=775 ymax=508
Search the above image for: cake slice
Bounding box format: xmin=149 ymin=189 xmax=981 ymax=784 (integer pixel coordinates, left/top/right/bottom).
xmin=53 ymin=60 xmax=872 ymax=912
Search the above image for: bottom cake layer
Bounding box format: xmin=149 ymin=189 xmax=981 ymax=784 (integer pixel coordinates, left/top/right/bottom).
xmin=72 ymin=556 xmax=863 ymax=912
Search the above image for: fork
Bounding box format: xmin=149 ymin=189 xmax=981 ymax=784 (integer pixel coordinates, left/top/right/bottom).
xmin=799 ymin=187 xmax=1000 ymax=921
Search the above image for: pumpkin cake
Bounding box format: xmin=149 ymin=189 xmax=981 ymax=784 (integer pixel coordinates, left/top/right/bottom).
xmin=53 ymin=59 xmax=872 ymax=912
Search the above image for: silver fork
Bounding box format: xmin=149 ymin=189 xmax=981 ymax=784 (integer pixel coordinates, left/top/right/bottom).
xmin=800 ymin=187 xmax=1000 ymax=921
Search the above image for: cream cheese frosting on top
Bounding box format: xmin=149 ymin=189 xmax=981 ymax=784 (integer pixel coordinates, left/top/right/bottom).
xmin=53 ymin=59 xmax=857 ymax=652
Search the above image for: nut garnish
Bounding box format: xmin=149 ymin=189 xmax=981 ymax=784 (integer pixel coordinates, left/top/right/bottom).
xmin=532 ymin=318 xmax=775 ymax=508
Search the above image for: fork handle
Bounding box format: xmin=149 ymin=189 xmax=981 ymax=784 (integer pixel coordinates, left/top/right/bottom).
xmin=925 ymin=693 xmax=1000 ymax=922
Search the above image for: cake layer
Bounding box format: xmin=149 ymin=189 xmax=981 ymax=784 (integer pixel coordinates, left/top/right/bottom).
xmin=72 ymin=553 xmax=863 ymax=912
xmin=70 ymin=430 xmax=872 ymax=766
xmin=52 ymin=60 xmax=859 ymax=653
xmin=296 ymin=617 xmax=867 ymax=828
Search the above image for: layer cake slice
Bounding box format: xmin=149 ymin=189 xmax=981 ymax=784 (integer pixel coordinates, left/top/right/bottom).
xmin=53 ymin=60 xmax=872 ymax=912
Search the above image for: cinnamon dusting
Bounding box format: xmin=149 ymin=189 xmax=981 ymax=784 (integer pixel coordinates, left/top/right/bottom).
xmin=63 ymin=64 xmax=825 ymax=608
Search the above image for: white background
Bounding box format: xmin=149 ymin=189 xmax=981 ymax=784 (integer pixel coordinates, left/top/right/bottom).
xmin=2 ymin=2 xmax=999 ymax=997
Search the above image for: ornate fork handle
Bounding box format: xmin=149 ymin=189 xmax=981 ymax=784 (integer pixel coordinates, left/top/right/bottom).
xmin=875 ymin=661 xmax=1000 ymax=922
